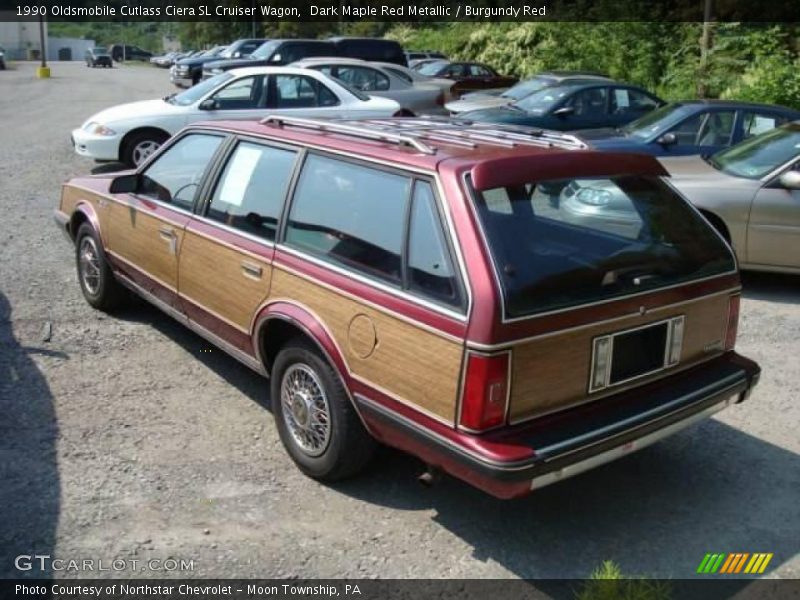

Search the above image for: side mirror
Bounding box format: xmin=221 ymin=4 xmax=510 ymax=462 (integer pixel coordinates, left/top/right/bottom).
xmin=778 ymin=170 xmax=800 ymax=190
xmin=199 ymin=98 xmax=219 ymax=111
xmin=656 ymin=132 xmax=677 ymax=146
xmin=109 ymin=173 xmax=139 ymax=194
xmin=552 ymin=106 xmax=575 ymax=118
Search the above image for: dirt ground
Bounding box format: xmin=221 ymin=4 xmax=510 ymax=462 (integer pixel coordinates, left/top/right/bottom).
xmin=0 ymin=61 xmax=798 ymax=582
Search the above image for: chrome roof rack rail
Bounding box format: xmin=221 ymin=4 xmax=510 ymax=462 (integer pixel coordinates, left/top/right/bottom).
xmin=260 ymin=115 xmax=437 ymax=155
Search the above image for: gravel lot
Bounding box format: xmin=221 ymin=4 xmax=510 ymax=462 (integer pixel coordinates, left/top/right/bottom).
xmin=0 ymin=61 xmax=798 ymax=583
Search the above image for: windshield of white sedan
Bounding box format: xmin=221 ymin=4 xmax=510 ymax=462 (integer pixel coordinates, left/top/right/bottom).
xmin=471 ymin=175 xmax=735 ymax=317
xmin=170 ymin=73 xmax=234 ymax=106
xmin=709 ymin=123 xmax=800 ymax=180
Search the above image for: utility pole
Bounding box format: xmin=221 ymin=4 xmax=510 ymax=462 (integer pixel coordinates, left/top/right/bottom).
xmin=36 ymin=13 xmax=50 ymax=77
xmin=697 ymin=0 xmax=714 ymax=98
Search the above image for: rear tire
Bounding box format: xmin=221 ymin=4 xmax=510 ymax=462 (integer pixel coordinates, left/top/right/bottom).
xmin=75 ymin=223 xmax=126 ymax=311
xmin=271 ymin=338 xmax=376 ymax=481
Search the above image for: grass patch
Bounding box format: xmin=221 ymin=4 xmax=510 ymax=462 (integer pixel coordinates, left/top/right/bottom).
xmin=575 ymin=561 xmax=672 ymax=600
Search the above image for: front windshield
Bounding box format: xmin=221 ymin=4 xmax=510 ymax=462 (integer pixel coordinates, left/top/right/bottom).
xmin=621 ymin=103 xmax=693 ymax=139
xmin=513 ymin=85 xmax=577 ymax=113
xmin=709 ymin=123 xmax=800 ymax=180
xmin=471 ymin=175 xmax=735 ymax=317
xmin=417 ymin=61 xmax=447 ymax=76
xmin=169 ymin=73 xmax=234 ymax=106
xmin=501 ymin=77 xmax=550 ymax=100
xmin=251 ymin=40 xmax=280 ymax=60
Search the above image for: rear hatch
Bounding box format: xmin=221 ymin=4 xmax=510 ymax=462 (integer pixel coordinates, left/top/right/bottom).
xmin=468 ymin=167 xmax=739 ymax=425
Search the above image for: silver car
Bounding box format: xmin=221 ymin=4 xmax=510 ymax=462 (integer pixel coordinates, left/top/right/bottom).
xmin=292 ymin=57 xmax=454 ymax=115
xmin=663 ymin=122 xmax=800 ymax=273
xmin=556 ymin=122 xmax=800 ymax=273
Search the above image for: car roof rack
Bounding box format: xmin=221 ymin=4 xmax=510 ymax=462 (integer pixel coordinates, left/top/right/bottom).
xmin=259 ymin=115 xmax=587 ymax=154
xmin=260 ymin=115 xmax=436 ymax=155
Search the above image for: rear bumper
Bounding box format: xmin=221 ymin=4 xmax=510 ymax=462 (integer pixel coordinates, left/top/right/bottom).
xmin=356 ymin=352 xmax=760 ymax=499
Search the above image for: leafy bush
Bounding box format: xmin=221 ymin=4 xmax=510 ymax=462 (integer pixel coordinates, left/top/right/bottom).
xmin=575 ymin=561 xmax=671 ymax=600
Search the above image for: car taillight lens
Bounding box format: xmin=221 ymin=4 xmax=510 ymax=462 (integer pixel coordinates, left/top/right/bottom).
xmin=460 ymin=352 xmax=510 ymax=431
xmin=725 ymin=294 xmax=740 ymax=351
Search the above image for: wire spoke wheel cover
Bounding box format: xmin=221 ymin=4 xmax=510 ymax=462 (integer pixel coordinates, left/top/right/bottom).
xmin=280 ymin=363 xmax=331 ymax=457
xmin=78 ymin=236 xmax=101 ymax=295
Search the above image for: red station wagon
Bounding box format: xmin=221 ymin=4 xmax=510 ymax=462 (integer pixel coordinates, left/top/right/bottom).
xmin=54 ymin=117 xmax=760 ymax=499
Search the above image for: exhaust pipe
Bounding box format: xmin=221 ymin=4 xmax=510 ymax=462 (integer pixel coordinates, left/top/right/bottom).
xmin=418 ymin=465 xmax=441 ymax=487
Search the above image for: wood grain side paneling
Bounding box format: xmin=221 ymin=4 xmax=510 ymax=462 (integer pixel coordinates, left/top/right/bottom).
xmin=509 ymin=294 xmax=731 ymax=422
xmin=270 ymin=267 xmax=464 ymax=423
xmin=178 ymin=231 xmax=272 ymax=332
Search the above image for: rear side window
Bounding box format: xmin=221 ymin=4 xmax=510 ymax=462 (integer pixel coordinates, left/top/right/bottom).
xmin=286 ymin=155 xmax=410 ymax=284
xmin=335 ymin=66 xmax=390 ymax=92
xmin=408 ymin=182 xmax=459 ymax=306
xmin=272 ymin=75 xmax=339 ymax=108
xmin=207 ymin=142 xmax=297 ymax=241
xmin=285 ymin=155 xmax=462 ymax=308
xmin=138 ymin=134 xmax=223 ymax=210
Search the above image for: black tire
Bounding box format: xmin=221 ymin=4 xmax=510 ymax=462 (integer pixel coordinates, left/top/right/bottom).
xmin=75 ymin=223 xmax=126 ymax=311
xmin=121 ymin=130 xmax=169 ymax=168
xmin=271 ymin=338 xmax=376 ymax=481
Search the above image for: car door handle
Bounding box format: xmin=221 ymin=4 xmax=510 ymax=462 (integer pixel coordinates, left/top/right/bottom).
xmin=241 ymin=261 xmax=263 ymax=279
xmin=158 ymin=227 xmax=177 ymax=254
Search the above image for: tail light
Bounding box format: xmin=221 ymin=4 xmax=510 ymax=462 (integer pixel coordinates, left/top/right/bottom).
xmin=725 ymin=294 xmax=740 ymax=350
xmin=460 ymin=351 xmax=510 ymax=431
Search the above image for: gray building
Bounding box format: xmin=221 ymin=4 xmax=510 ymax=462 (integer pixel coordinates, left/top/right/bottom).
xmin=0 ymin=18 xmax=95 ymax=61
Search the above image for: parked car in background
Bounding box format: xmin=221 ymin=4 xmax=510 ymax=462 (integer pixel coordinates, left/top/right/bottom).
xmin=71 ymin=67 xmax=401 ymax=167
xmin=461 ymin=81 xmax=664 ymax=131
xmin=171 ymin=45 xmax=229 ymax=87
xmin=0 ymin=46 xmax=7 ymax=70
xmin=328 ymin=37 xmax=406 ymax=66
xmin=446 ymin=71 xmax=611 ymax=113
xmin=292 ymin=58 xmax=452 ymax=115
xmin=369 ymin=61 xmax=454 ymax=91
xmin=413 ymin=61 xmax=517 ymax=96
xmin=405 ymin=50 xmax=447 ymax=68
xmin=660 ymin=122 xmax=800 ymax=272
xmin=203 ymin=39 xmax=335 ymax=78
xmin=85 ymin=48 xmax=113 ymax=68
xmin=579 ymin=100 xmax=800 ymax=157
xmin=150 ymin=51 xmax=189 ymax=68
xmin=108 ymin=44 xmax=152 ymax=62
xmin=55 ymin=117 xmax=760 ymax=499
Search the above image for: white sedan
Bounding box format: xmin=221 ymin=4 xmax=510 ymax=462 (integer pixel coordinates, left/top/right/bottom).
xmin=71 ymin=66 xmax=401 ymax=167
xmin=291 ymin=57 xmax=455 ymax=116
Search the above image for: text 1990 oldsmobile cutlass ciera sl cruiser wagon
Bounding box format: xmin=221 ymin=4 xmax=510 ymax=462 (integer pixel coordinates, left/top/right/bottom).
xmin=54 ymin=117 xmax=761 ymax=499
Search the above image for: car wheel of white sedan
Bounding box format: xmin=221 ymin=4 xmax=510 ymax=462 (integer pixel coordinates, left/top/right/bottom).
xmin=122 ymin=130 xmax=169 ymax=167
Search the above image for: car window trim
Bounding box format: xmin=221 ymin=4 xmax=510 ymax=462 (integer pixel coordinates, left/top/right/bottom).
xmin=132 ymin=130 xmax=230 ymax=214
xmin=280 ymin=149 xmax=468 ymax=314
xmin=208 ymin=73 xmax=267 ymax=110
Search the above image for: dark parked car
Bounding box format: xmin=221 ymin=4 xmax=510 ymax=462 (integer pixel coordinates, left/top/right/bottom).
xmin=85 ymin=47 xmax=112 ymax=68
xmin=328 ymin=37 xmax=406 ymax=66
xmin=446 ymin=70 xmax=611 ymax=113
xmin=203 ymin=39 xmax=335 ymax=79
xmin=0 ymin=46 xmax=6 ymax=70
xmin=461 ymin=81 xmax=664 ymax=131
xmin=579 ymin=100 xmax=800 ymax=157
xmin=108 ymin=44 xmax=152 ymax=62
xmin=413 ymin=61 xmax=517 ymax=96
xmin=171 ymin=40 xmax=266 ymax=87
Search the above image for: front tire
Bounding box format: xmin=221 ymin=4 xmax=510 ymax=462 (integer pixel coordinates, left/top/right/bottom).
xmin=271 ymin=339 xmax=375 ymax=481
xmin=75 ymin=223 xmax=126 ymax=311
xmin=121 ymin=130 xmax=168 ymax=168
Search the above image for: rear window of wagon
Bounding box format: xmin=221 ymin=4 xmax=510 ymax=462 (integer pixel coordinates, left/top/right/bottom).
xmin=470 ymin=175 xmax=736 ymax=317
